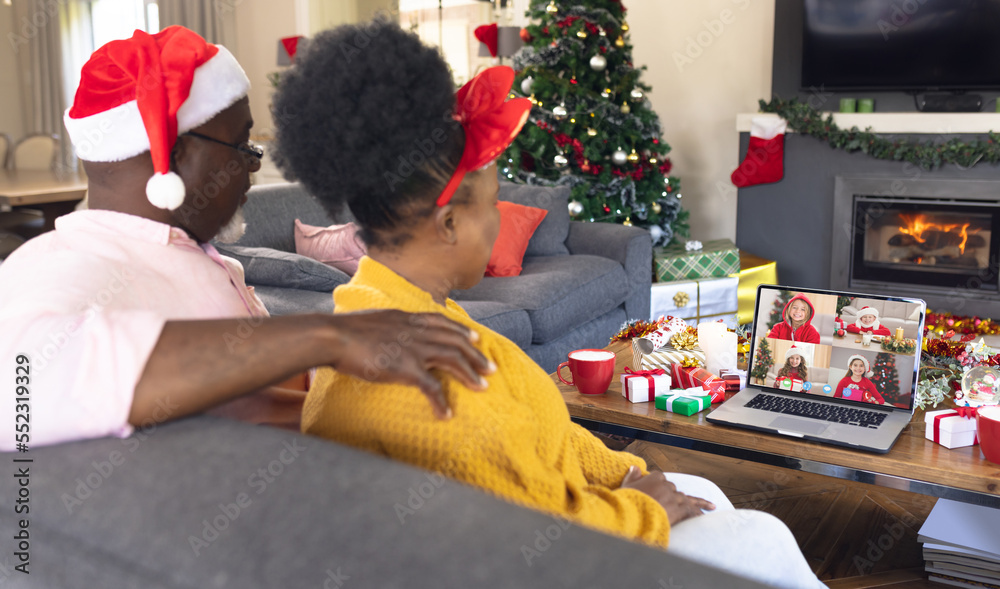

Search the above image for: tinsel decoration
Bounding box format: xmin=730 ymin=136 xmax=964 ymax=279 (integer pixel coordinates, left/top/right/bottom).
xmin=924 ymin=311 xmax=1000 ymax=337
xmin=609 ymin=316 xmax=670 ymax=343
xmin=759 ymin=97 xmax=1000 ymax=171
xmin=880 ymin=338 xmax=917 ymax=355
xmin=670 ymin=328 xmax=698 ymax=350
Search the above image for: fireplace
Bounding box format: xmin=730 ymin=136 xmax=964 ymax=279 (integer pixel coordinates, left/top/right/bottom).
xmin=831 ymin=176 xmax=1000 ymax=316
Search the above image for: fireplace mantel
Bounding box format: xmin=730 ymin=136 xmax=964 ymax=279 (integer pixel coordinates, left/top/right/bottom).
xmin=736 ymin=112 xmax=1000 ymax=134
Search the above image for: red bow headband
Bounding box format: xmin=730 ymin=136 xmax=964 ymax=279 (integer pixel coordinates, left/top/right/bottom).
xmin=436 ymin=66 xmax=531 ymax=207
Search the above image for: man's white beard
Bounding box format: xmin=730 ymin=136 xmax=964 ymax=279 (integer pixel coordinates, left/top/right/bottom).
xmin=214 ymin=207 xmax=247 ymax=244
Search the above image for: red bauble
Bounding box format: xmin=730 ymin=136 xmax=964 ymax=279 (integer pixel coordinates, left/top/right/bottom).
xmin=603 ymin=204 xmax=611 ymax=213
xmin=580 ymin=160 xmax=591 ymax=173
xmin=520 ymin=28 xmax=532 ymax=43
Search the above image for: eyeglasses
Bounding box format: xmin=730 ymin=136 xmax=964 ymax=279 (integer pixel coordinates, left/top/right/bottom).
xmin=185 ymin=131 xmax=265 ymax=162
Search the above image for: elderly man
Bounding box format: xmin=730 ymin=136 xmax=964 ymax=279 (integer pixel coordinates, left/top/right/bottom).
xmin=0 ymin=26 xmax=491 ymax=451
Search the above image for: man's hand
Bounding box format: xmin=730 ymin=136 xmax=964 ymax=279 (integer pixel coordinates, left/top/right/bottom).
xmin=328 ymin=310 xmax=495 ymax=420
xmin=620 ymin=466 xmax=715 ymax=526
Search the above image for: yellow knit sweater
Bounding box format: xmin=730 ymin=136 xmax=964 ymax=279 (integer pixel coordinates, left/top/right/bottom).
xmin=302 ymin=256 xmax=671 ymax=547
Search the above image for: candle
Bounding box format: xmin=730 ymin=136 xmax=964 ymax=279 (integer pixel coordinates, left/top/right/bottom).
xmin=698 ymin=321 xmax=735 ymax=376
xmin=895 ymin=327 xmax=904 ymax=341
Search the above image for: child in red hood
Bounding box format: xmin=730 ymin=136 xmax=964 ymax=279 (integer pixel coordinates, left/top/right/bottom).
xmin=767 ymin=293 xmax=820 ymax=343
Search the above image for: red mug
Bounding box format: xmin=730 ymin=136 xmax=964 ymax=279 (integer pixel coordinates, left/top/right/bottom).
xmin=557 ymin=349 xmax=616 ymax=395
xmin=977 ymin=406 xmax=1000 ymax=465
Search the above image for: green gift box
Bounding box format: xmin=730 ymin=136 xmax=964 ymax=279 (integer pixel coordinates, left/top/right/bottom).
xmin=654 ymin=390 xmax=713 ymax=416
xmin=654 ymin=239 xmax=740 ymax=282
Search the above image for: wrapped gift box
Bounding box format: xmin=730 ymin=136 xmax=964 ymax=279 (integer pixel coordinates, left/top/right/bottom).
xmin=720 ymin=368 xmax=747 ymax=392
xmin=620 ymin=368 xmax=672 ymax=403
xmin=655 ymin=388 xmax=713 ymax=416
xmin=734 ymin=251 xmax=777 ymax=325
xmin=654 ymin=239 xmax=740 ymax=282
xmin=775 ymin=376 xmax=804 ymax=392
xmin=670 ymin=364 xmax=726 ymax=403
xmin=650 ymin=276 xmax=738 ymax=327
xmin=925 ymin=409 xmax=979 ymax=449
xmin=630 ymin=338 xmax=706 ymax=372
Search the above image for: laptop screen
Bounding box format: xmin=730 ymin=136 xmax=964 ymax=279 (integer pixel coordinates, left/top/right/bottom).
xmin=747 ymin=286 xmax=926 ymax=410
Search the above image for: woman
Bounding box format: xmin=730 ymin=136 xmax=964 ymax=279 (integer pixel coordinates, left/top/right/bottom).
xmin=273 ymin=21 xmax=825 ymax=588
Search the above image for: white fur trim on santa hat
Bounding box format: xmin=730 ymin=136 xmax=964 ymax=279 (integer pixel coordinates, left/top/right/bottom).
xmin=857 ymin=306 xmax=879 ymax=318
xmin=64 ymin=46 xmax=250 ymax=163
xmin=786 ymin=346 xmax=805 ymax=360
xmin=847 ymin=354 xmax=873 ymax=378
xmin=750 ymin=116 xmax=787 ymax=141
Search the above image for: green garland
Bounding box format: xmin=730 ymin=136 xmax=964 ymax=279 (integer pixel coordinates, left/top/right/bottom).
xmin=759 ymin=98 xmax=1000 ymax=170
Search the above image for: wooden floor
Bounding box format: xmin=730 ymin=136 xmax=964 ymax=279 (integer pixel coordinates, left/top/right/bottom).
xmin=620 ymin=437 xmax=941 ymax=588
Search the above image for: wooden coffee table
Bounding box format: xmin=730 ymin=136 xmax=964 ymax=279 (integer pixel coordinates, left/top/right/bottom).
xmin=0 ymin=169 xmax=88 ymax=232
xmin=553 ymin=341 xmax=1000 ymax=508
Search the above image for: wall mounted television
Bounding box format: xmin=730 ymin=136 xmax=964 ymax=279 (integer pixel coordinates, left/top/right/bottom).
xmin=801 ymin=0 xmax=1000 ymax=91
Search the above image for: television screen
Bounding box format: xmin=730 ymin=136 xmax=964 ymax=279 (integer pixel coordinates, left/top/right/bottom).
xmin=801 ymin=0 xmax=1000 ymax=91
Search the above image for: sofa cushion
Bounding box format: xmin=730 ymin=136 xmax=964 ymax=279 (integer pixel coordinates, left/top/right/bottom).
xmin=235 ymin=183 xmax=340 ymax=252
xmin=456 ymin=300 xmax=532 ymax=349
xmin=499 ymin=181 xmax=570 ymax=257
xmin=214 ymin=245 xmax=350 ymax=292
xmin=253 ymin=285 xmax=336 ymax=316
xmin=487 ymin=201 xmax=547 ymax=277
xmin=452 ymin=254 xmax=630 ymax=344
xmin=293 ymin=219 xmax=367 ymax=275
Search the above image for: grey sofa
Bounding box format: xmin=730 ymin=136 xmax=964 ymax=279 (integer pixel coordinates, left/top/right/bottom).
xmin=0 ymin=417 xmax=770 ymax=588
xmin=217 ymin=181 xmax=652 ymax=373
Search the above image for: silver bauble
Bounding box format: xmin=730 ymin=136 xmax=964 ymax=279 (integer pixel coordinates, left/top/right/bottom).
xmin=553 ymin=153 xmax=569 ymax=167
xmin=520 ymin=76 xmax=533 ymax=95
xmin=589 ymin=54 xmax=607 ymax=72
xmin=648 ymin=225 xmax=664 ymax=244
xmin=630 ymin=88 xmax=644 ymax=100
xmin=611 ymin=149 xmax=627 ymax=165
xmin=568 ymin=200 xmax=584 ymax=217
xmin=552 ymin=104 xmax=568 ymax=120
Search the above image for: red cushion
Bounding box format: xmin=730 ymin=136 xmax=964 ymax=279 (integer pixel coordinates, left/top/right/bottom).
xmin=486 ymin=201 xmax=547 ymax=277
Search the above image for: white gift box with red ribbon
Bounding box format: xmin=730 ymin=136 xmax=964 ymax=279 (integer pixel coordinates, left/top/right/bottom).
xmin=620 ymin=367 xmax=672 ymax=403
xmin=924 ymin=409 xmax=979 ymax=449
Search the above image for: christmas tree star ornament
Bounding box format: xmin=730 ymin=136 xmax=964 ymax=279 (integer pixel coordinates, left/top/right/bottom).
xmin=731 ymin=116 xmax=786 ymax=187
xmin=589 ymin=54 xmax=607 ymax=71
xmin=64 ymin=26 xmax=251 ymax=211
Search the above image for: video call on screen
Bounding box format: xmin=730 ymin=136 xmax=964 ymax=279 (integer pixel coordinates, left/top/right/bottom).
xmin=751 ymin=287 xmax=923 ymax=410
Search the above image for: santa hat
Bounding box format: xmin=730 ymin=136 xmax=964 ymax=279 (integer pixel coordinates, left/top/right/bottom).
xmin=64 ymin=26 xmax=250 ymax=210
xmin=847 ymin=354 xmax=873 ymax=377
xmin=785 ymin=345 xmax=805 ymax=360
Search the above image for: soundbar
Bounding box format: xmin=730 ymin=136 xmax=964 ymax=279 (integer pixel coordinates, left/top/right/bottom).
xmin=917 ymin=94 xmax=983 ymax=113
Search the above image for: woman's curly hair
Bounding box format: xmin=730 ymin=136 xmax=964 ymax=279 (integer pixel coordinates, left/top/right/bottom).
xmin=271 ymin=20 xmax=465 ymax=247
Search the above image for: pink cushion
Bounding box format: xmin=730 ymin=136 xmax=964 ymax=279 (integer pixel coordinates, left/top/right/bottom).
xmin=293 ymin=219 xmax=367 ymax=275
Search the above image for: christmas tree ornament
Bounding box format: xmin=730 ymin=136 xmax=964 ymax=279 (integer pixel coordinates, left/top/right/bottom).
xmin=615 ymin=35 xmax=625 ymax=48
xmin=652 ymin=201 xmax=662 ymax=214
xmin=568 ymin=200 xmax=584 ymax=216
xmin=731 ymin=116 xmax=786 ymax=187
xmin=552 ymin=103 xmax=568 ymax=120
xmin=528 ymin=93 xmax=537 ymax=104
xmin=576 ymin=29 xmax=588 ymax=39
xmin=570 ymin=76 xmax=578 ymax=85
xmin=599 ymin=27 xmax=606 ymax=37
xmin=520 ymin=76 xmax=534 ymax=94
xmin=553 ymin=153 xmax=568 ymax=167
xmin=600 ymin=88 xmax=611 ymax=98
xmin=623 ymin=217 xmax=632 ymax=226
xmin=621 ymin=22 xmax=630 ymax=32
xmin=580 ymin=159 xmax=591 ymax=172
xmin=589 ymin=54 xmax=607 ymax=71
xmin=545 ymin=1 xmax=558 ymax=14
xmin=586 ymin=127 xmax=597 ymax=136
xmin=603 ymin=203 xmax=611 ymax=213
xmin=520 ymin=27 xmax=533 ymax=43
xmin=630 ymin=88 xmax=644 ymax=100
xmin=649 ymin=224 xmax=664 ymax=243
xmin=612 ymin=148 xmax=627 ymax=165
xmin=620 ymin=101 xmax=630 ymax=114
xmin=627 ymin=148 xmax=639 ymax=163
xmin=649 ymin=157 xmax=657 ymax=164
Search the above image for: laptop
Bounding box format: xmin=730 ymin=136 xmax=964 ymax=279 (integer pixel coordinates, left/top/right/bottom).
xmin=706 ymin=285 xmax=926 ymax=454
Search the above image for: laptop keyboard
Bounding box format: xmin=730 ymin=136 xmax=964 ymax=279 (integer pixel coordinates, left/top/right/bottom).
xmin=745 ymin=393 xmax=889 ymax=428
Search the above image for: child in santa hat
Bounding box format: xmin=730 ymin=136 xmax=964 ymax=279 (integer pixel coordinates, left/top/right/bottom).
xmin=775 ymin=345 xmax=810 ymax=384
xmin=834 ymin=355 xmax=886 ymax=404
xmin=844 ymin=306 xmax=892 ymax=337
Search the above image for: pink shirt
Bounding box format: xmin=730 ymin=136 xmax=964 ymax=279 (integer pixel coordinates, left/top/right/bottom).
xmin=0 ymin=210 xmax=268 ymax=451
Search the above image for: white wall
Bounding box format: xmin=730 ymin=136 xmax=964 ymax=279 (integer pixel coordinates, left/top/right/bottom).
xmin=0 ymin=3 xmax=26 ymax=143
xmin=629 ymin=0 xmax=774 ymax=242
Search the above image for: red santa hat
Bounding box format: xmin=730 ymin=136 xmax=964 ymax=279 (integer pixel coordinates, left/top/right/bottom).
xmin=847 ymin=354 xmax=873 ymax=377
xmin=63 ymin=26 xmax=250 ymax=210
xmin=785 ymin=345 xmax=806 ymax=361
xmin=855 ymin=306 xmax=881 ymax=330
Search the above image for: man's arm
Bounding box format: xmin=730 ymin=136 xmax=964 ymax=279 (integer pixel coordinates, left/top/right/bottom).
xmin=132 ymin=310 xmax=493 ymax=425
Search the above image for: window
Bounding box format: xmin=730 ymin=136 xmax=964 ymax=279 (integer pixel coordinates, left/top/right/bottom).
xmin=90 ymin=0 xmax=159 ymax=48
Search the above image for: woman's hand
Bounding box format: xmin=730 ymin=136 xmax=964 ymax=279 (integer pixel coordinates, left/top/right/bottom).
xmin=620 ymin=466 xmax=715 ymax=526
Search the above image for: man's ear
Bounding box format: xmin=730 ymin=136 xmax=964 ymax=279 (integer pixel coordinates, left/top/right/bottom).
xmin=433 ymin=204 xmax=459 ymax=245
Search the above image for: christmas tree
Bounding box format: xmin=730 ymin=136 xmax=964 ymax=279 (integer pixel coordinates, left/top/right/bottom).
xmin=767 ymin=290 xmax=793 ymax=331
xmin=503 ymin=0 xmax=688 ymax=246
xmin=872 ymin=352 xmax=901 ymax=405
xmin=750 ymin=337 xmax=773 ymax=384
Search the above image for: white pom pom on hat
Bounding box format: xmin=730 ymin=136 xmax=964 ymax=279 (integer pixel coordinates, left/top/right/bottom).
xmin=63 ymin=26 xmax=250 ymax=211
xmin=847 ymin=354 xmax=873 ymax=377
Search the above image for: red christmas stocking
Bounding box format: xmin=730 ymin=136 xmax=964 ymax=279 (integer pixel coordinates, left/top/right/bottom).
xmin=731 ymin=116 xmax=786 ymax=187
